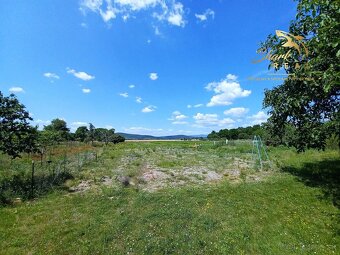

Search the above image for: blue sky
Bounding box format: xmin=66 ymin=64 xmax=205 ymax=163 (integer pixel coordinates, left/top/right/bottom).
xmin=0 ymin=0 xmax=297 ymax=136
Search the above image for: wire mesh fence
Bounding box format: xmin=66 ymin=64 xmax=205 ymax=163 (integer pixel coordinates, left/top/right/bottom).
xmin=0 ymin=147 xmax=102 ymax=204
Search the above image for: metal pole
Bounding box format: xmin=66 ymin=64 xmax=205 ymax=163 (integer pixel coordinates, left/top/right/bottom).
xmin=255 ymin=136 xmax=263 ymax=170
xmin=31 ymin=160 xmax=35 ymax=198
xmin=259 ymin=136 xmax=269 ymax=160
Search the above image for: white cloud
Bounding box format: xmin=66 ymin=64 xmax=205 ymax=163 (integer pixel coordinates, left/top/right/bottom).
xmin=136 ymin=96 xmax=142 ymax=103
xmin=119 ymin=92 xmax=129 ymax=98
xmin=167 ymin=2 xmax=185 ymax=27
xmin=100 ymin=6 xmax=117 ymax=22
xmin=247 ymin=111 xmax=269 ymax=125
xmin=67 ymin=68 xmax=95 ymax=81
xmin=174 ymin=113 xmax=187 ymax=120
xmin=71 ymin=121 xmax=88 ymax=127
xmin=9 ymin=87 xmax=24 ymax=93
xmin=206 ymin=74 xmax=251 ymax=107
xmin=142 ymin=105 xmax=156 ymax=113
xmin=224 ymin=107 xmax=249 ymax=117
xmin=80 ymin=0 xmax=187 ymax=27
xmin=70 ymin=121 xmax=89 ymax=132
xmin=82 ymin=88 xmax=91 ymax=93
xmin=43 ymin=72 xmax=60 ymax=79
xmin=122 ymin=14 xmax=130 ymax=21
xmin=193 ymin=113 xmax=235 ymax=128
xmin=80 ymin=0 xmax=102 ymax=12
xmin=169 ymin=111 xmax=188 ymax=124
xmin=226 ymin=74 xmax=237 ymax=80
xmin=153 ymin=1 xmax=186 ymax=27
xmin=129 ymin=84 xmax=135 ymax=88
xmin=187 ymin=104 xmax=203 ymax=108
xmin=35 ymin=119 xmax=51 ymax=125
xmin=195 ymin=9 xmax=214 ymax=22
xmin=115 ymin=0 xmax=158 ymax=10
xmin=33 ymin=119 xmax=51 ymax=130
xmin=149 ymin=72 xmax=158 ymax=80
xmin=80 ymin=0 xmax=117 ymax=22
xmin=147 ymin=39 xmax=151 ymax=43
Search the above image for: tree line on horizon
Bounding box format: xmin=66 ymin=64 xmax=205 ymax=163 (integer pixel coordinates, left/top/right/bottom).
xmin=0 ymin=91 xmax=125 ymax=159
xmin=207 ymin=125 xmax=266 ymax=141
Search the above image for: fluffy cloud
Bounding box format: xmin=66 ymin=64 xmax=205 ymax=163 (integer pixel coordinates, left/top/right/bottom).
xmin=80 ymin=0 xmax=102 ymax=12
xmin=193 ymin=113 xmax=234 ymax=128
xmin=80 ymin=0 xmax=117 ymax=22
xmin=80 ymin=0 xmax=187 ymax=27
xmin=142 ymin=105 xmax=156 ymax=113
xmin=9 ymin=87 xmax=24 ymax=93
xmin=100 ymin=6 xmax=116 ymax=22
xmin=82 ymin=88 xmax=91 ymax=93
xmin=195 ymin=9 xmax=214 ymax=21
xmin=167 ymin=2 xmax=185 ymax=27
xmin=136 ymin=96 xmax=142 ymax=103
xmin=67 ymin=68 xmax=95 ymax=81
xmin=224 ymin=107 xmax=249 ymax=117
xmin=206 ymin=74 xmax=251 ymax=107
xmin=115 ymin=0 xmax=159 ymax=10
xmin=129 ymin=84 xmax=135 ymax=88
xmin=119 ymin=92 xmax=129 ymax=97
xmin=247 ymin=111 xmax=269 ymax=125
xmin=43 ymin=72 xmax=60 ymax=80
xmin=169 ymin=111 xmax=188 ymax=124
xmin=149 ymin=72 xmax=158 ymax=80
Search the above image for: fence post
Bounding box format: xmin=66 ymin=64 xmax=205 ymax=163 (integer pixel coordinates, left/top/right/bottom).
xmin=30 ymin=160 xmax=35 ymax=198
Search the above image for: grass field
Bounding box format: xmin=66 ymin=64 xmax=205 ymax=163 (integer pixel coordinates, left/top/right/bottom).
xmin=0 ymin=141 xmax=339 ymax=254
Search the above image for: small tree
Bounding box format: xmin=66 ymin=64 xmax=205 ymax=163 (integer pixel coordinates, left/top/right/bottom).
xmin=44 ymin=118 xmax=70 ymax=141
xmin=88 ymin=123 xmax=95 ymax=145
xmin=111 ymin=134 xmax=125 ymax=144
xmin=207 ymin=131 xmax=219 ymax=140
xmin=0 ymin=92 xmax=38 ymax=158
xmin=75 ymin=126 xmax=89 ymax=142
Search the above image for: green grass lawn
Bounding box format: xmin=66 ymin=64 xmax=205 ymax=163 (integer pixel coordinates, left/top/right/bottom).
xmin=0 ymin=141 xmax=339 ymax=254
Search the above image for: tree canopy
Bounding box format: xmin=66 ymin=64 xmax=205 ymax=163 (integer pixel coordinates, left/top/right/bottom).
xmin=260 ymin=0 xmax=340 ymax=151
xmin=207 ymin=125 xmax=266 ymax=140
xmin=0 ymin=92 xmax=38 ymax=158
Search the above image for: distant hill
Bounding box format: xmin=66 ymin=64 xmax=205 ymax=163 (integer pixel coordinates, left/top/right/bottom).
xmin=117 ymin=133 xmax=207 ymax=140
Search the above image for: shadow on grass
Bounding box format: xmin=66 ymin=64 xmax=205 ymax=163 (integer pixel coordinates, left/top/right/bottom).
xmin=0 ymin=172 xmax=74 ymax=205
xmin=282 ymin=158 xmax=340 ymax=208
